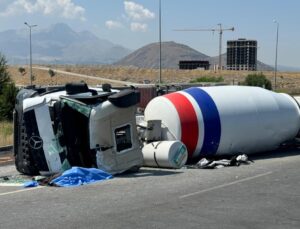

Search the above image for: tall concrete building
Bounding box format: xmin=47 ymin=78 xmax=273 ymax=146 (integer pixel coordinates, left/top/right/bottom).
xmin=227 ymin=38 xmax=257 ymax=71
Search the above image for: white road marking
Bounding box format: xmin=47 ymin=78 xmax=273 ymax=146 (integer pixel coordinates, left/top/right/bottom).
xmin=0 ymin=183 xmax=23 ymax=187
xmin=0 ymin=186 xmax=44 ymax=196
xmin=179 ymin=171 xmax=273 ymax=199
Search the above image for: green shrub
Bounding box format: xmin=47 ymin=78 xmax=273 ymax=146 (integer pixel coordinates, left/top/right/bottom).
xmin=190 ymin=76 xmax=224 ymax=83
xmin=18 ymin=67 xmax=26 ymax=75
xmin=242 ymin=73 xmax=272 ymax=90
xmin=48 ymin=69 xmax=55 ymax=78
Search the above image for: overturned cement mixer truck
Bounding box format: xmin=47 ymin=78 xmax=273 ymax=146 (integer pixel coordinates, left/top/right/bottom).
xmin=13 ymin=84 xmax=300 ymax=175
xmin=13 ymin=83 xmax=145 ymax=175
xmin=143 ymin=86 xmax=300 ymax=162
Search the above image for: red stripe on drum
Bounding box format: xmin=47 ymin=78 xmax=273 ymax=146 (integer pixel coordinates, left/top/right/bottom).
xmin=164 ymin=93 xmax=198 ymax=158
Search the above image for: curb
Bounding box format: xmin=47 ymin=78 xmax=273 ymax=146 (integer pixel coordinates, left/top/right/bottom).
xmin=0 ymin=145 xmax=13 ymax=155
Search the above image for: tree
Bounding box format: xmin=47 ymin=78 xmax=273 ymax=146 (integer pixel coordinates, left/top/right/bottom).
xmin=48 ymin=69 xmax=56 ymax=84
xmin=0 ymin=53 xmax=11 ymax=88
xmin=0 ymin=53 xmax=18 ymax=121
xmin=18 ymin=67 xmax=26 ymax=75
xmin=0 ymin=83 xmax=18 ymax=120
xmin=242 ymin=72 xmax=272 ymax=90
xmin=48 ymin=69 xmax=56 ymax=78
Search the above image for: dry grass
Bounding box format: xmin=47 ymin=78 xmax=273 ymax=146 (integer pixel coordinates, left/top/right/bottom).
xmin=8 ymin=65 xmax=300 ymax=94
xmin=0 ymin=121 xmax=13 ymax=147
xmin=9 ymin=66 xmax=105 ymax=86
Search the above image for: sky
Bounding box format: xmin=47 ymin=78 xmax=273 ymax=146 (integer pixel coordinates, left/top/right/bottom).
xmin=0 ymin=0 xmax=299 ymax=68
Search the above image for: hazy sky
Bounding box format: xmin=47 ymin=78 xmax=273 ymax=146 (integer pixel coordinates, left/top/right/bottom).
xmin=0 ymin=0 xmax=299 ymax=67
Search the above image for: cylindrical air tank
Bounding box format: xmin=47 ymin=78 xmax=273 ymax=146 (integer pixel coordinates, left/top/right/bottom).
xmin=142 ymin=140 xmax=188 ymax=169
xmin=144 ymin=86 xmax=300 ymax=159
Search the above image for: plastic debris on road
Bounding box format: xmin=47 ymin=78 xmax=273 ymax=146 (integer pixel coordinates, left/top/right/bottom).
xmin=50 ymin=167 xmax=113 ymax=187
xmin=23 ymin=180 xmax=39 ymax=188
xmin=187 ymin=154 xmax=252 ymax=169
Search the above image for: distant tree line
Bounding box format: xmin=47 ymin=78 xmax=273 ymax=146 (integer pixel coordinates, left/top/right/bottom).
xmin=190 ymin=76 xmax=224 ymax=83
xmin=0 ymin=53 xmax=18 ymax=121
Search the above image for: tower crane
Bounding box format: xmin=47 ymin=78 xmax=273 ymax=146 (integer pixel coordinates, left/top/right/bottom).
xmin=174 ymin=24 xmax=234 ymax=70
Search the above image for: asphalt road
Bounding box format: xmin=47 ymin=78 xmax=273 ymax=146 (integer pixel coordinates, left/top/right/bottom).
xmin=0 ymin=150 xmax=299 ymax=229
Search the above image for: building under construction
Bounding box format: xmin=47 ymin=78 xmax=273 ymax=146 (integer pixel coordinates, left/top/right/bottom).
xmin=227 ymin=39 xmax=257 ymax=71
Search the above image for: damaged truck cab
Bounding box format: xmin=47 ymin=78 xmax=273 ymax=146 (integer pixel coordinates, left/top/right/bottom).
xmin=14 ymin=83 xmax=143 ymax=175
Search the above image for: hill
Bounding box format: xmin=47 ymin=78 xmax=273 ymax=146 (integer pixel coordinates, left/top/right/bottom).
xmin=0 ymin=23 xmax=131 ymax=64
xmin=115 ymin=41 xmax=210 ymax=68
xmin=116 ymin=41 xmax=273 ymax=71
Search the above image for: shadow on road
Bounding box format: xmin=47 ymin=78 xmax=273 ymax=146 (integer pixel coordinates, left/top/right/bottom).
xmin=117 ymin=168 xmax=183 ymax=178
xmin=250 ymin=148 xmax=300 ymax=161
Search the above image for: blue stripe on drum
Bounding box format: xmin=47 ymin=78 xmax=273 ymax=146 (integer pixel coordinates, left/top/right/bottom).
xmin=184 ymin=87 xmax=221 ymax=156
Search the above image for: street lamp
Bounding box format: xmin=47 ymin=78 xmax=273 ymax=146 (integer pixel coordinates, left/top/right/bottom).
xmin=273 ymin=20 xmax=279 ymax=90
xmin=24 ymin=22 xmax=37 ymax=86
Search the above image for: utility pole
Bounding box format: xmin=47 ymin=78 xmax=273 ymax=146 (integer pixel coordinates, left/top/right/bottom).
xmin=218 ymin=24 xmax=223 ymax=71
xmin=24 ymin=22 xmax=37 ymax=86
xmin=273 ymin=20 xmax=279 ymax=90
xmin=159 ymin=0 xmax=162 ymax=84
xmin=174 ymin=24 xmax=234 ymax=70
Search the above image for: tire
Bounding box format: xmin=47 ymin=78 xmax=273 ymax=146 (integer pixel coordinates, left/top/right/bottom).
xmin=14 ymin=89 xmax=40 ymax=175
xmin=14 ymin=111 xmax=39 ymax=175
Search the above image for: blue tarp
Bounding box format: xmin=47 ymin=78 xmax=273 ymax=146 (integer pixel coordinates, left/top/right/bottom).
xmin=50 ymin=167 xmax=113 ymax=187
xmin=23 ymin=180 xmax=39 ymax=188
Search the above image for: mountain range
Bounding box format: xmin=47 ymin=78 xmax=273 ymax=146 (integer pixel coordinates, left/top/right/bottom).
xmin=0 ymin=23 xmax=131 ymax=64
xmin=0 ymin=23 xmax=279 ymax=71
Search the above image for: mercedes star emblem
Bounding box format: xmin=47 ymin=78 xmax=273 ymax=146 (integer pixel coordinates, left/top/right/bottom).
xmin=29 ymin=136 xmax=43 ymax=150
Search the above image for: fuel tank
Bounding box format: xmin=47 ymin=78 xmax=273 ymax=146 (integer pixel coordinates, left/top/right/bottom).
xmin=144 ymin=86 xmax=300 ymax=159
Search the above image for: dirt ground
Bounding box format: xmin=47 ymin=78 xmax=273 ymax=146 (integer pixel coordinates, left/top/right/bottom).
xmin=8 ymin=65 xmax=300 ymax=94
